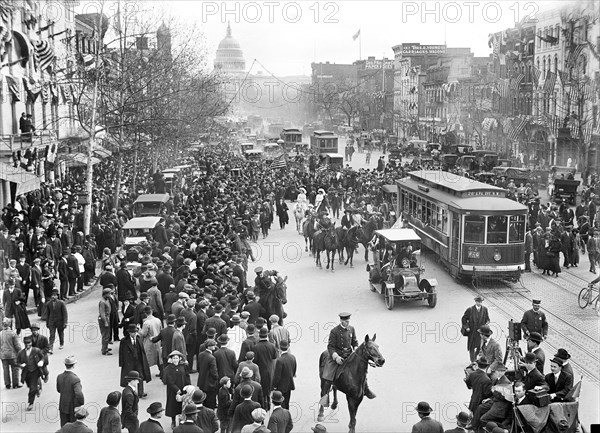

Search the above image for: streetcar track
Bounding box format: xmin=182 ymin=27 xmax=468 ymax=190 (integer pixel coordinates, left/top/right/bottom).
xmin=465 ymin=280 xmax=600 ymax=384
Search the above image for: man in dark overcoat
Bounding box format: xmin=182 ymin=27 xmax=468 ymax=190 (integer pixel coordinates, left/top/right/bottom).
xmin=121 ymin=371 xmax=141 ymax=433
xmin=272 ymin=340 xmax=296 ymax=409
xmin=56 ymin=355 xmax=85 ymax=426
xmin=119 ymin=324 xmax=151 ymax=397
xmin=117 ymin=262 xmax=137 ymax=302
xmin=461 ymin=296 xmax=490 ymax=362
xmin=520 ymin=299 xmax=548 ymax=340
xmin=252 ymin=327 xmax=277 ymax=410
xmin=464 ymin=358 xmax=492 ymax=413
xmin=197 ymin=339 xmax=219 ymax=409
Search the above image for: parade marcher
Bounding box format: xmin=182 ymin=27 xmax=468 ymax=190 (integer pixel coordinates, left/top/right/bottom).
xmin=97 ymin=391 xmax=122 ymax=433
xmin=461 ymin=296 xmax=490 ymax=362
xmin=57 ymin=406 xmax=93 ymax=433
xmin=272 ymin=340 xmax=295 ymax=410
xmin=16 ymin=335 xmax=44 ymax=411
xmin=121 ymin=371 xmax=141 ymax=433
xmin=119 ymin=324 xmax=151 ymax=398
xmin=196 ymin=338 xmax=219 ymax=409
xmin=520 ymin=300 xmax=548 ymax=340
xmin=411 ymin=401 xmax=444 ymax=433
xmin=545 ymin=358 xmax=573 ymax=402
xmin=56 ymin=355 xmax=85 ymax=426
xmin=41 ymin=288 xmax=68 ymax=353
xmin=139 ymin=402 xmax=166 ymax=433
xmin=164 ymin=350 xmax=191 ymax=428
xmin=0 ymin=319 xmax=22 ymax=389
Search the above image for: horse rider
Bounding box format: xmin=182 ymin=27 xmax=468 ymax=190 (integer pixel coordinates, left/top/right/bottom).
xmin=297 ymin=187 xmax=308 ymax=213
xmin=341 ymin=208 xmax=353 ymax=230
xmin=253 ymin=267 xmax=270 ymax=299
xmin=321 ymin=312 xmax=376 ymax=404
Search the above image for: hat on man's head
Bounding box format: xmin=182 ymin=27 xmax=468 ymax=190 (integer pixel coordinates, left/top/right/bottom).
xmin=478 ymin=325 xmax=493 ymax=337
xmin=240 ymin=384 xmax=254 ymax=399
xmin=166 ymin=314 xmax=177 ymax=324
xmin=246 ymin=291 xmax=255 ymax=300
xmin=254 ymin=267 xmax=263 ymax=274
xmin=311 ymin=425 xmax=327 ymax=433
xmin=214 ymin=303 xmax=223 ymax=313
xmin=139 ymin=292 xmax=149 ymax=300
xmin=259 ymin=328 xmax=269 ymax=339
xmin=217 ymin=334 xmax=229 ymax=345
xmin=251 ymin=408 xmax=267 ymax=422
xmin=241 ymin=366 xmax=254 ymax=379
xmin=176 ymin=317 xmax=186 ymax=327
xmin=256 ymin=317 xmax=266 ymax=327
xmin=490 ymin=361 xmax=507 ymax=372
xmin=550 ymin=357 xmax=564 ymax=367
xmin=532 ymin=299 xmax=541 ymax=305
xmin=30 ymin=323 xmax=40 ymax=330
xmin=146 ymin=402 xmax=164 ymax=415
xmin=106 ymin=391 xmax=122 ymax=406
xmin=127 ymin=324 xmax=138 ymax=333
xmin=554 ymin=348 xmax=571 ymax=360
xmin=338 ymin=312 xmax=351 ymax=320
xmin=64 ymin=356 xmax=77 ymax=365
xmin=474 ymin=296 xmax=484 ymax=302
xmin=476 ymin=358 xmax=490 ymax=368
xmin=272 ymin=390 xmax=285 ymax=403
xmin=206 ymin=339 xmax=217 ymax=348
xmin=279 ymin=340 xmax=289 ymax=351
xmin=456 ymin=412 xmax=470 ymax=426
xmin=125 ymin=370 xmax=141 ymax=380
xmin=240 ymin=311 xmax=250 ymax=319
xmin=524 ymin=352 xmax=537 ymax=364
xmin=416 ymin=401 xmax=433 ymax=414
xmin=74 ymin=407 xmax=88 ymax=419
xmin=192 ymin=389 xmax=207 ymax=403
xmin=231 ymin=314 xmax=241 ymax=324
xmin=182 ymin=404 xmax=199 ymax=416
xmin=528 ymin=332 xmax=543 ymax=344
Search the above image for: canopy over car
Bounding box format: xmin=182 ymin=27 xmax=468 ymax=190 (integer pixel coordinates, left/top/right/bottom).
xmin=375 ymin=229 xmax=421 ymax=243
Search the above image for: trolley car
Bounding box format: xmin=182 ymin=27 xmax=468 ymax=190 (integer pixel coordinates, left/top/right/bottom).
xmin=396 ymin=171 xmax=527 ymax=286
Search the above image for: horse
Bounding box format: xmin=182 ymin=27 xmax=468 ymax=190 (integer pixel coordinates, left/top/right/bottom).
xmin=302 ymin=214 xmax=317 ymax=253
xmin=313 ymin=225 xmax=338 ymax=270
xmin=358 ymin=214 xmax=383 ymax=262
xmin=256 ymin=270 xmax=288 ymax=327
xmin=293 ymin=203 xmax=304 ymax=234
xmin=318 ymin=334 xmax=385 ymax=433
xmin=335 ymin=225 xmax=362 ymax=267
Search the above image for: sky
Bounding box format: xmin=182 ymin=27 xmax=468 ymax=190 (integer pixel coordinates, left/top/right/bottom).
xmin=78 ymin=0 xmax=569 ymax=77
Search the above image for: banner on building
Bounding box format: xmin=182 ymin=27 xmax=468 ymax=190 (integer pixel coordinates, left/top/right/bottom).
xmin=400 ymin=43 xmax=446 ymax=55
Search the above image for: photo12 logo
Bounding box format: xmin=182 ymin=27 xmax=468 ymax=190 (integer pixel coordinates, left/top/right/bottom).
xmin=400 ymin=1 xmax=539 ymax=24
xmin=201 ymin=1 xmax=340 ymax=24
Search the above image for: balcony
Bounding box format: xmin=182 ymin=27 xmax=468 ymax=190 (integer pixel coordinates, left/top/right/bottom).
xmin=0 ymin=130 xmax=59 ymax=157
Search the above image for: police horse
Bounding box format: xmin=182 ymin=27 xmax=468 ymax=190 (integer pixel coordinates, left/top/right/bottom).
xmin=335 ymin=225 xmax=362 ymax=267
xmin=313 ymin=223 xmax=338 ymax=271
xmin=255 ymin=270 xmax=287 ymax=326
xmin=318 ymin=335 xmax=385 ymax=433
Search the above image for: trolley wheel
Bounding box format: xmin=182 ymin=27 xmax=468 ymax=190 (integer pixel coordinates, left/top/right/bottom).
xmin=384 ymin=286 xmax=395 ymax=310
xmin=428 ymin=293 xmax=437 ymax=308
xmin=578 ymin=287 xmax=591 ymax=308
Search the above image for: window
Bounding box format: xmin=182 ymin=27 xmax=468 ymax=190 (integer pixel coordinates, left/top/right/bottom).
xmin=555 ymin=25 xmax=560 ymax=43
xmin=487 ymin=216 xmax=507 ymax=244
xmin=509 ymin=215 xmax=525 ymax=243
xmin=554 ymin=56 xmax=558 ymax=73
xmin=537 ymin=30 xmax=541 ymax=48
xmin=464 ymin=216 xmax=485 ymax=243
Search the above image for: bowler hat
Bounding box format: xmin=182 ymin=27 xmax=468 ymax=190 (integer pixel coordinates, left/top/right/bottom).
xmin=176 ymin=317 xmax=186 ymax=327
xmin=474 ymin=296 xmax=484 ymax=302
xmin=416 ymin=401 xmax=433 ymax=414
xmin=206 ymin=328 xmax=217 ymax=338
xmin=550 ymin=357 xmax=564 ymax=367
xmin=456 ymin=411 xmax=470 ymax=426
xmin=106 ymin=391 xmax=122 ymax=406
xmin=192 ymin=389 xmax=207 ymax=403
xmin=166 ymin=314 xmax=177 ymax=324
xmin=272 ymin=390 xmax=284 ymax=403
xmin=524 ymin=352 xmax=537 ymax=364
xmin=259 ymin=328 xmax=269 ymax=339
xmin=217 ymin=334 xmax=229 ymax=344
xmin=29 ymin=323 xmax=40 ymax=330
xmin=478 ymin=325 xmax=493 ymax=336
xmin=231 ymin=314 xmax=241 ymax=324
xmin=214 ymin=304 xmax=223 ymax=313
xmin=246 ymin=291 xmax=255 ymax=299
xmin=554 ymin=348 xmax=571 ymax=360
xmin=146 ymin=402 xmax=164 ymax=415
xmin=182 ymin=404 xmax=199 ymax=416
xmin=125 ymin=370 xmax=141 ymax=380
xmin=256 ymin=317 xmax=266 ymax=327
xmin=240 ymin=384 xmax=253 ymax=399
xmin=127 ymin=324 xmax=138 ymax=333
xmin=528 ymin=332 xmax=543 ymax=343
xmin=279 ymin=340 xmax=289 ymax=350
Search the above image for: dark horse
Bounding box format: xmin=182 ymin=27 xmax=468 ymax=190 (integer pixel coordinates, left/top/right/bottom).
xmin=313 ymin=225 xmax=338 ymax=270
xmin=318 ymin=335 xmax=385 ymax=433
xmin=358 ymin=215 xmax=383 ymax=262
xmin=335 ymin=225 xmax=362 ymax=267
xmin=302 ymin=215 xmax=317 ymax=253
xmin=256 ymin=270 xmax=288 ymax=326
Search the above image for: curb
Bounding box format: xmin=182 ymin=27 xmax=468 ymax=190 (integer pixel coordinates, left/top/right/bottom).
xmin=26 ymin=280 xmax=101 ymax=315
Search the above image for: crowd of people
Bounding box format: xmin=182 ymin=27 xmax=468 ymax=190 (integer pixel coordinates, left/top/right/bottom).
xmin=0 ymin=135 xmax=596 ymax=433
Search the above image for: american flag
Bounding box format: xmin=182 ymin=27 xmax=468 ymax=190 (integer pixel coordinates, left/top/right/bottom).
xmin=494 ymin=79 xmax=510 ymax=98
xmin=5 ymin=75 xmax=21 ymax=101
xmin=532 ymin=67 xmax=541 ymax=87
xmin=566 ymin=44 xmax=586 ymax=68
xmin=508 ymin=116 xmax=527 ymax=141
xmin=544 ymin=71 xmax=557 ymax=94
xmin=582 ymin=122 xmax=593 ymax=144
xmin=557 ymin=69 xmax=569 ymax=87
xmin=270 ymin=154 xmax=287 ymax=169
xmin=34 ymin=40 xmax=55 ymax=72
xmin=316 ymin=163 xmax=329 ymax=174
xmin=511 ymin=73 xmax=524 ymax=92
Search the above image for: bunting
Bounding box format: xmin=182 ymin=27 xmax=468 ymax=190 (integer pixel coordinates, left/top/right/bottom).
xmin=0 ymin=0 xmax=14 ymax=60
xmin=270 ymin=154 xmax=287 ymax=169
xmin=34 ymin=39 xmax=55 ymax=72
xmin=41 ymin=82 xmax=49 ymax=103
xmin=5 ymin=75 xmax=21 ymax=101
xmin=532 ymin=67 xmax=541 ymax=87
xmin=23 ymin=77 xmax=42 ymax=102
xmin=557 ymin=69 xmax=569 ymax=87
xmin=566 ymin=44 xmax=585 ymax=68
xmin=544 ymin=71 xmax=557 ymax=94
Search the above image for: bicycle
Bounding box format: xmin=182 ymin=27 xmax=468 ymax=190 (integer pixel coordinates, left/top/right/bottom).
xmin=578 ymin=284 xmax=600 ymax=315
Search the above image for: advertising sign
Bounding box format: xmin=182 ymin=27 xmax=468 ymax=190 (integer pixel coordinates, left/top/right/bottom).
xmin=401 ymin=44 xmax=447 ymax=55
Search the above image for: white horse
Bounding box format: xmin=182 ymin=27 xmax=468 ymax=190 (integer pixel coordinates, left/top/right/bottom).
xmin=294 ymin=202 xmax=305 ymax=234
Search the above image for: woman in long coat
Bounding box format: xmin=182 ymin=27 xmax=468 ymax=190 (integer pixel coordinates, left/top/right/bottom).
xmin=545 ymin=231 xmax=562 ymax=277
xmin=163 ymin=350 xmax=191 ymax=426
xmin=276 ymin=199 xmax=289 ymax=229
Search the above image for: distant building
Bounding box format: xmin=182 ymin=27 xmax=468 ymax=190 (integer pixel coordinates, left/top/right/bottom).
xmin=214 ymin=22 xmax=246 ymax=78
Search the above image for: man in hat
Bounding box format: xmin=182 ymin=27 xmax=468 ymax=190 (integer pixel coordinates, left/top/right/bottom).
xmin=214 ymin=334 xmax=238 ymax=384
xmin=475 ymin=362 xmax=513 ymax=430
xmin=192 ymin=389 xmax=219 ymax=433
xmin=268 ymin=315 xmax=290 ymax=355
xmin=253 ymin=327 xmax=278 ymax=410
xmin=42 ymin=288 xmax=68 ymax=353
xmin=322 ymin=312 xmax=376 ymax=404
xmin=477 ymin=325 xmax=503 ymax=366
xmin=520 ymin=300 xmax=548 ymax=340
xmin=521 ymin=352 xmax=548 ymax=392
xmin=121 ymin=371 xmax=141 ymax=433
xmin=181 ymin=298 xmax=199 ymax=371
xmin=231 ymin=384 xmax=261 ymax=433
xmin=56 ymin=356 xmax=85 ymax=426
xmin=461 ymin=296 xmax=491 ymax=362
xmin=172 ymin=316 xmax=188 ymax=361
xmin=545 ymin=357 xmax=573 ymax=402
xmin=242 ymin=291 xmax=265 ymax=326
xmin=172 ymin=292 xmax=189 ymax=318
xmin=134 ymin=292 xmax=151 ymax=327
xmin=523 ymin=332 xmax=545 ymax=374
xmin=97 ymin=391 xmax=122 ymax=433
xmin=151 ymin=314 xmax=177 ymax=379
xmin=57 ymin=406 xmax=93 ymax=433
xmin=174 ymin=403 xmax=203 ymax=433
xmin=444 ymin=411 xmax=470 ymax=433
xmin=147 ymin=278 xmax=164 ymax=323
xmin=117 ymin=261 xmax=137 ymax=302
xmin=16 ymin=335 xmax=45 ymax=410
xmin=138 ymin=401 xmax=165 ymax=433
xmin=2 ymin=279 xmax=22 ymax=330
xmin=197 ymin=339 xmax=219 ymax=409
xmin=464 ymin=358 xmax=492 ymax=413
xmin=119 ymin=324 xmax=151 ymax=398
xmin=235 ymin=352 xmax=261 ymax=385
xmin=311 ymin=424 xmax=327 ymax=433
xmin=553 ymin=348 xmax=574 ymax=378
xmin=268 ymin=390 xmax=293 ymax=433
xmin=203 ymin=303 xmax=228 ymax=340
xmin=273 ymin=340 xmax=296 ymax=410
xmin=99 ymin=288 xmax=113 ymax=356
xmin=411 ymin=401 xmax=443 ymax=433
xmin=0 ymin=319 xmax=22 ymax=389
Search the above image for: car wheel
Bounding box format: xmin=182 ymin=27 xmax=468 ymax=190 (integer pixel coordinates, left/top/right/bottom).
xmin=384 ymin=286 xmax=394 ymax=310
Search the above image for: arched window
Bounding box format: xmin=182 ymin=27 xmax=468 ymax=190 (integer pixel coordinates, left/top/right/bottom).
xmin=554 ymin=55 xmax=558 ymax=73
xmin=537 ymin=30 xmax=541 ymax=48
xmin=555 ymin=24 xmax=560 ymax=43
xmin=581 ymin=55 xmax=587 ymax=75
xmin=542 ymin=58 xmax=546 ymax=79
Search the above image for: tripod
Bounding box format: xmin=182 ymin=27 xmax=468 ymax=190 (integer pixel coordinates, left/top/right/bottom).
xmin=503 ymin=338 xmax=523 ymax=381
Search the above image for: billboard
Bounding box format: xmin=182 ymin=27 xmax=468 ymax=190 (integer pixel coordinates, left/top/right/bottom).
xmin=401 ymin=44 xmax=446 ymax=55
xmin=364 ymin=59 xmax=395 ymax=70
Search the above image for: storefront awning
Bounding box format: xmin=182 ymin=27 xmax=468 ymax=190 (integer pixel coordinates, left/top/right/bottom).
xmin=0 ymin=163 xmax=41 ymax=195
xmin=61 ymin=153 xmax=101 ymax=168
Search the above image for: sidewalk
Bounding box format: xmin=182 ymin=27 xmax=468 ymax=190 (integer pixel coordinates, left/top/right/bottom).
xmin=24 ymin=278 xmax=101 ymax=315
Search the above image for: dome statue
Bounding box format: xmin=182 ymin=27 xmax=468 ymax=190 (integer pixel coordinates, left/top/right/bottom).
xmin=214 ymin=22 xmax=246 ymax=77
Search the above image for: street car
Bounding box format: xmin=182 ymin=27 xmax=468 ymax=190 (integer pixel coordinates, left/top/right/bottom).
xmin=366 ymin=228 xmax=438 ymax=310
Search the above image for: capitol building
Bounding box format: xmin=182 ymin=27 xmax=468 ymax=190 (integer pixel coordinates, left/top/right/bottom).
xmin=214 ymin=23 xmax=246 ymax=78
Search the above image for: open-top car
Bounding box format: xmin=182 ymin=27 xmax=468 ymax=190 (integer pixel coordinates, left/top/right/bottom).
xmin=366 ymin=228 xmax=438 ymax=310
xmin=551 ymin=166 xmax=579 ymax=205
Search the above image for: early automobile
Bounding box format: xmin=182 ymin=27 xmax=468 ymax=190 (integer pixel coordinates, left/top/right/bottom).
xmin=366 ymin=229 xmax=438 ymax=310
xmin=551 ymin=166 xmax=579 ymax=205
xmin=133 ymin=194 xmax=170 ymax=217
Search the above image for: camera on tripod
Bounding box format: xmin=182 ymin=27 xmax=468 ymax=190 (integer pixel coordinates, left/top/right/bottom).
xmin=504 ymin=320 xmax=524 ymax=381
xmin=508 ymin=319 xmax=522 ymax=342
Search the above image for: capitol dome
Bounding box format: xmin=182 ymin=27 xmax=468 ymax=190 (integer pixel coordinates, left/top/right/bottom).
xmin=214 ymin=23 xmax=246 ymax=76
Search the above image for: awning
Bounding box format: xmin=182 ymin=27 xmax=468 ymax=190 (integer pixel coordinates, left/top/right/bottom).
xmin=0 ymin=163 xmax=41 ymax=195
xmin=61 ymin=153 xmax=101 ymax=168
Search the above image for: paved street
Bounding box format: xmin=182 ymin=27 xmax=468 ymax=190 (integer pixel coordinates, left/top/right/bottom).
xmin=2 ymin=150 xmax=598 ymax=432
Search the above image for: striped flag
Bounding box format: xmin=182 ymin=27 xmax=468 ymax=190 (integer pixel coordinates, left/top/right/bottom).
xmin=544 ymin=71 xmax=556 ymax=94
xmin=61 ymin=84 xmax=71 ymax=103
xmin=0 ymin=1 xmax=13 ymax=60
xmin=5 ymin=75 xmax=21 ymax=101
xmin=557 ymin=69 xmax=569 ymax=87
xmin=270 ymin=154 xmax=287 ymax=169
xmin=511 ymin=73 xmax=524 ymax=92
xmin=316 ymin=163 xmax=329 ymax=174
xmin=508 ymin=116 xmax=527 ymax=141
xmin=583 ymin=122 xmax=593 ymax=144
xmin=492 ymin=35 xmax=500 ymax=59
xmin=352 ymin=29 xmax=360 ymax=41
xmin=34 ymin=40 xmax=55 ymax=72
xmin=82 ymin=53 xmax=97 ymax=71
xmin=532 ymin=66 xmax=541 ymax=87
xmin=567 ymin=44 xmax=585 ymax=67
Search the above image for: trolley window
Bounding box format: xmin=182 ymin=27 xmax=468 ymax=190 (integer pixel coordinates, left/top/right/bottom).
xmin=509 ymin=215 xmax=526 ymax=243
xmin=487 ymin=216 xmax=508 ymax=244
xmin=464 ymin=216 xmax=485 ymax=243
xmin=401 ymin=190 xmax=448 ymax=235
